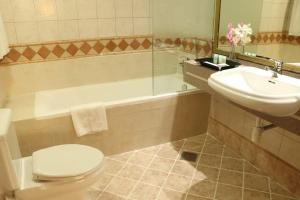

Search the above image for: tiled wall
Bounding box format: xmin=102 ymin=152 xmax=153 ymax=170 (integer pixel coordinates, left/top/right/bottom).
xmin=2 ymin=51 xmax=152 ymax=98
xmin=0 ymin=0 xmax=152 ymax=44
xmin=259 ymin=0 xmax=290 ymax=32
xmin=210 ymin=97 xmax=300 ymax=171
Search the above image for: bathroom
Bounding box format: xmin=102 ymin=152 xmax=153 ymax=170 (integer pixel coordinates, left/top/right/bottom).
xmin=0 ymin=0 xmax=299 ymax=199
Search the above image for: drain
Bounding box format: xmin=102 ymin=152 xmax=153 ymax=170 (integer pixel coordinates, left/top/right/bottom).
xmin=180 ymin=151 xmax=199 ymax=162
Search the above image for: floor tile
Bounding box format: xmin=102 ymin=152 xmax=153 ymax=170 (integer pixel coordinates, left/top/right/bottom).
xmin=189 ymin=179 xmax=217 ymax=199
xmin=105 ymin=177 xmax=137 ymax=197
xmin=129 ymin=183 xmax=160 ymax=200
xmin=171 ymin=160 xmax=196 ymax=177
xmin=195 ymin=165 xmax=219 ymax=181
xmin=215 ymin=183 xmax=242 ymax=200
xmin=218 ymin=169 xmax=243 ymax=187
xmin=98 ymin=192 xmax=126 ymax=200
xmin=270 ymin=181 xmax=295 ymax=197
xmin=93 ymin=173 xmax=114 ymax=190
xmin=164 ymin=173 xmax=191 ymax=192
xmin=223 ymin=147 xmax=242 ymax=159
xmin=182 ymin=141 xmax=204 ymax=152
xmin=149 ymin=157 xmax=175 ymax=172
xmin=141 ymin=169 xmax=168 ymax=187
xmin=108 ymin=151 xmax=134 ymax=162
xmin=128 ymin=151 xmax=154 ymax=167
xmin=243 ymin=189 xmax=271 ymax=200
xmin=186 ymin=194 xmax=213 ymax=200
xmin=138 ymin=146 xmax=161 ymax=155
xmin=157 ymin=188 xmax=186 ymax=200
xmin=244 ymin=161 xmax=264 ymax=175
xmin=202 ymin=143 xmax=224 ymax=155
xmin=271 ymin=194 xmax=297 ymax=200
xmin=101 ymin=159 xmax=124 ymax=175
xmin=221 ymin=157 xmax=243 ymax=172
xmin=186 ymin=134 xmax=207 ymax=143
xmin=244 ymin=173 xmax=269 ymax=192
xmin=198 ymin=154 xmax=222 ymax=168
xmin=118 ymin=164 xmax=145 ymax=180
xmin=157 ymin=146 xmax=181 ymax=159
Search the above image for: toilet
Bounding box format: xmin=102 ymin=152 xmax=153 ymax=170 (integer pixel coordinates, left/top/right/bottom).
xmin=0 ymin=109 xmax=105 ymax=200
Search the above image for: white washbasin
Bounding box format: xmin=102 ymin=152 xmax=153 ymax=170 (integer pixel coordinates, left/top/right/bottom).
xmin=208 ymin=66 xmax=300 ymax=117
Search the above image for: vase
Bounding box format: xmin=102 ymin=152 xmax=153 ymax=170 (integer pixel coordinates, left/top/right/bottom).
xmin=229 ymin=44 xmax=236 ymax=60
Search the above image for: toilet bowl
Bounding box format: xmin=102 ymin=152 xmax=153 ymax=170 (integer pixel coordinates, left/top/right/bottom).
xmin=0 ymin=109 xmax=105 ymax=200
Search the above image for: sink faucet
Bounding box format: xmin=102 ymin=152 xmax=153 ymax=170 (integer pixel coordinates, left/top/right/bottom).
xmin=265 ymin=59 xmax=283 ymax=78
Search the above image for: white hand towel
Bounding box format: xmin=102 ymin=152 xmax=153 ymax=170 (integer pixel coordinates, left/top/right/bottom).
xmin=0 ymin=13 xmax=9 ymax=59
xmin=71 ymin=104 xmax=108 ymax=137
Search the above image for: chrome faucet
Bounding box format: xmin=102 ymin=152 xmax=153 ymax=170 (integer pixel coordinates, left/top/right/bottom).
xmin=265 ymin=59 xmax=283 ymax=78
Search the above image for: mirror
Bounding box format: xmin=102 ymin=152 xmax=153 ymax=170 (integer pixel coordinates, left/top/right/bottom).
xmin=214 ymin=0 xmax=300 ymax=72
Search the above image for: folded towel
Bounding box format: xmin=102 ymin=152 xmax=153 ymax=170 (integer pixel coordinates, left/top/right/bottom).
xmin=71 ymin=104 xmax=108 ymax=137
xmin=0 ymin=13 xmax=9 ymax=59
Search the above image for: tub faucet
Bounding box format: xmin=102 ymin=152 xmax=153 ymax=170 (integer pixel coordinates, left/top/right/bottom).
xmin=265 ymin=59 xmax=283 ymax=78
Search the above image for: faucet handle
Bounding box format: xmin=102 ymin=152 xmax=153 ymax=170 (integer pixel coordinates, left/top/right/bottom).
xmin=269 ymin=58 xmax=283 ymax=73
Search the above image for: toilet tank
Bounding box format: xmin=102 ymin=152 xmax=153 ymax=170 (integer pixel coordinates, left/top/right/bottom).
xmin=0 ymin=109 xmax=21 ymax=198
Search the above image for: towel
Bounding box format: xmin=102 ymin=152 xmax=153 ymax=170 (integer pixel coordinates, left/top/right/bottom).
xmin=0 ymin=13 xmax=9 ymax=59
xmin=71 ymin=104 xmax=108 ymax=137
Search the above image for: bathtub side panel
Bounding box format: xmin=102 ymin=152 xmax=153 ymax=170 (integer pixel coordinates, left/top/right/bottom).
xmin=15 ymin=92 xmax=210 ymax=156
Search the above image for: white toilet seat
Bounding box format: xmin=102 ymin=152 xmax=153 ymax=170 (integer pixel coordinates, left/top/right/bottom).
xmin=32 ymin=144 xmax=104 ymax=181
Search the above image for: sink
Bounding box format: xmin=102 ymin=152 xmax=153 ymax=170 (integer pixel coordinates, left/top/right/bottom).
xmin=208 ymin=66 xmax=300 ymax=117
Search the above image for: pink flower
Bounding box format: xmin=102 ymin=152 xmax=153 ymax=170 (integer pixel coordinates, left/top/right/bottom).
xmin=226 ymin=23 xmax=234 ymax=44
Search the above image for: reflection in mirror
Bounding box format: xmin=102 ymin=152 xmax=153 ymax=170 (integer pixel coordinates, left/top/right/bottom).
xmin=217 ymin=0 xmax=300 ymax=64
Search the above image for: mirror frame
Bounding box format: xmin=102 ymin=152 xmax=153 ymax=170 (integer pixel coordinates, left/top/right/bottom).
xmin=212 ymin=0 xmax=300 ymax=74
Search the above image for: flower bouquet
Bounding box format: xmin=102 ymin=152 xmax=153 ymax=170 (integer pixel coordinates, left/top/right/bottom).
xmin=226 ymin=23 xmax=252 ymax=59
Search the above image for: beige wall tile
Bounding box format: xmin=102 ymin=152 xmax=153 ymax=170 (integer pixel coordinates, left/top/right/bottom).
xmin=56 ymin=0 xmax=78 ymax=20
xmin=3 ymin=22 xmax=17 ymax=44
xmin=98 ymin=19 xmax=116 ymax=37
xmin=115 ymin=0 xmax=133 ymax=18
xmin=134 ymin=18 xmax=151 ymax=35
xmin=0 ymin=0 xmax=14 ymax=22
xmin=77 ymin=0 xmax=97 ymax=19
xmin=97 ymin=0 xmax=115 ymax=18
xmin=78 ymin=19 xmax=98 ymax=39
xmin=34 ymin=0 xmax=57 ymax=21
xmin=12 ymin=0 xmax=36 ymax=22
xmin=133 ymin=0 xmax=150 ymax=17
xmin=116 ymin=18 xmax=133 ymax=36
xmin=15 ymin=22 xmax=39 ymax=43
xmin=58 ymin=20 xmax=79 ymax=40
xmin=38 ymin=21 xmax=59 ymax=42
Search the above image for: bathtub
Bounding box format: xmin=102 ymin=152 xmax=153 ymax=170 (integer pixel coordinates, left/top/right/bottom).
xmin=35 ymin=74 xmax=195 ymax=119
xmin=10 ymin=74 xmax=210 ymax=157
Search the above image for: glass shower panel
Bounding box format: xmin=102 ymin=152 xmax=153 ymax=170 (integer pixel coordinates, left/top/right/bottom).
xmin=152 ymin=0 xmax=215 ymax=95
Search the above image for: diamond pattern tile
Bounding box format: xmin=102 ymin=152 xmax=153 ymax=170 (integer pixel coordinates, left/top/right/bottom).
xmin=1 ymin=36 xmax=153 ymax=65
xmin=86 ymin=134 xmax=298 ymax=200
xmin=22 ymin=47 xmax=35 ymax=60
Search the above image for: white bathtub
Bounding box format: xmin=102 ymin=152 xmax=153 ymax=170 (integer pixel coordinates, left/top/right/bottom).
xmin=35 ymin=74 xmax=196 ymax=119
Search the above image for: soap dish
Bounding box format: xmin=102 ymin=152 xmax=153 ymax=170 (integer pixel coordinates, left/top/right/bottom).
xmin=195 ymin=58 xmax=241 ymax=71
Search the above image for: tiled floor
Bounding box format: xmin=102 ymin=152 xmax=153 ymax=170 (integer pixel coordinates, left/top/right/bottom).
xmin=89 ymin=134 xmax=297 ymax=200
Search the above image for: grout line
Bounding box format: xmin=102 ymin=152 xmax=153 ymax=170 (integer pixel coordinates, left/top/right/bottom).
xmin=154 ymin=139 xmax=189 ymax=200
xmin=183 ymin=134 xmax=208 ymax=200
xmin=268 ymin=177 xmax=272 ymax=200
xmin=212 ymin=142 xmax=225 ymax=199
xmin=242 ymin=159 xmax=245 ymax=200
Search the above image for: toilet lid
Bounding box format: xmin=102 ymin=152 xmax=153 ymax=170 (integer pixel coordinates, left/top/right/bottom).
xmin=32 ymin=144 xmax=104 ymax=180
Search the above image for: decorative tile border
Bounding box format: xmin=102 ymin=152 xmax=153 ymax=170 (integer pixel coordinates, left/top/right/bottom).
xmin=0 ymin=36 xmax=152 ymax=66
xmin=219 ymin=32 xmax=300 ymax=46
xmin=208 ymin=117 xmax=300 ymax=196
xmin=154 ymin=37 xmax=213 ymax=57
